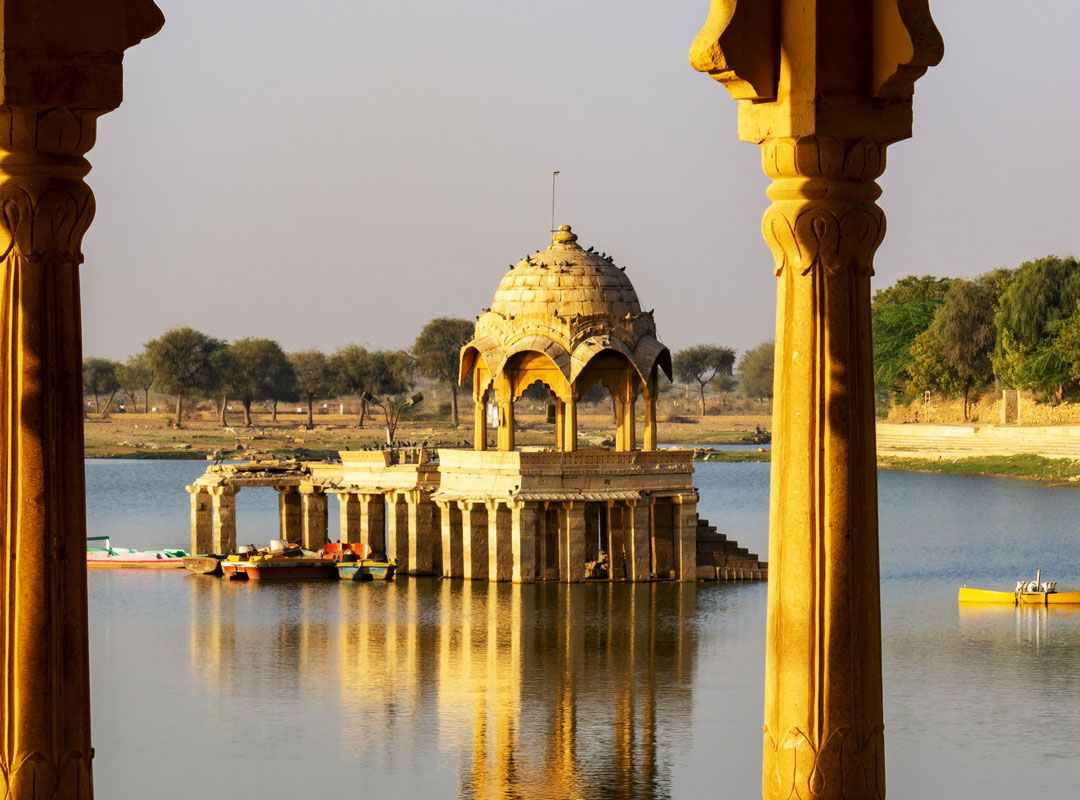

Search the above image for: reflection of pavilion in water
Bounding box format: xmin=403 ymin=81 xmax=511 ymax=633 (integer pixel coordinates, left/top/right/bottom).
xmin=188 ymin=581 xmax=695 ymax=798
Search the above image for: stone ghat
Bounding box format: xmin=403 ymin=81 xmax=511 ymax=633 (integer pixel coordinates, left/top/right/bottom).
xmin=695 ymin=517 xmax=768 ymax=582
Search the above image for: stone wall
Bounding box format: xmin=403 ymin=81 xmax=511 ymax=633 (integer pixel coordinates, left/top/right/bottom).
xmin=886 ymin=391 xmax=1080 ymax=426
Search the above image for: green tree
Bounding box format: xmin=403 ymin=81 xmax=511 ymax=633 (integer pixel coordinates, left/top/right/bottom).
xmin=994 ymin=256 xmax=1080 ymax=398
xmin=871 ymin=275 xmax=952 ymax=404
xmin=209 ymin=346 xmax=238 ymax=428
xmin=82 ymin=358 xmax=120 ymax=414
xmin=115 ymin=353 xmax=154 ymax=413
xmin=912 ymin=273 xmax=1002 ymax=418
xmin=738 ymin=341 xmax=775 ymax=400
xmin=288 ymin=349 xmax=328 ymax=429
xmin=672 ymin=344 xmax=736 ymax=416
xmin=412 ymin=318 xmax=474 ymax=428
xmin=145 ymin=327 xmax=224 ymax=427
xmin=228 ymin=338 xmax=295 ymax=427
xmin=327 ymin=344 xmax=373 ymax=428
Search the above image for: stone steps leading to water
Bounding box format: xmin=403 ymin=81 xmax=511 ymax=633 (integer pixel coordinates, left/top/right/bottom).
xmin=696 ymin=517 xmax=767 ymax=581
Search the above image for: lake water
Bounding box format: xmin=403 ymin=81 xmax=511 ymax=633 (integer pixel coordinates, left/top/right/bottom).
xmin=86 ymin=459 xmax=1080 ymax=799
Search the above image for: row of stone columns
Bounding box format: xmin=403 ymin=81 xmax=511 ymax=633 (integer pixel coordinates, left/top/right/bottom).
xmin=436 ymin=494 xmax=697 ymax=583
xmin=188 ymin=484 xmax=442 ymax=576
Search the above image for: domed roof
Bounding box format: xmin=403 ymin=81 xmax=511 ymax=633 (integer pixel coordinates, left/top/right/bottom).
xmin=461 ymin=224 xmax=671 ymax=389
xmin=489 ymin=225 xmax=642 ymax=319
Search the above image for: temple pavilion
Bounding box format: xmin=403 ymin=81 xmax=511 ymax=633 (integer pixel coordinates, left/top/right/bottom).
xmin=187 ymin=226 xmax=764 ymax=583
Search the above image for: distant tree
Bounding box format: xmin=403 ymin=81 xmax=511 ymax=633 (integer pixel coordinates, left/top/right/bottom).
xmin=209 ymin=346 xmax=238 ymax=428
xmin=871 ymin=275 xmax=952 ymax=404
xmin=229 ymin=338 xmax=295 ymax=427
xmin=994 ymin=256 xmax=1080 ymax=398
xmin=910 ymin=273 xmax=1002 ymax=418
xmin=327 ymin=344 xmax=373 ymax=428
xmin=738 ymin=341 xmax=775 ymax=400
xmin=673 ymin=344 xmax=736 ymax=416
xmin=82 ymin=358 xmax=120 ymax=414
xmin=145 ymin=327 xmax=224 ymax=427
xmin=412 ymin=317 xmax=474 ymax=428
xmin=116 ymin=353 xmax=154 ymax=413
xmin=371 ymin=349 xmax=415 ymax=397
xmin=288 ymin=350 xmax=328 ymax=429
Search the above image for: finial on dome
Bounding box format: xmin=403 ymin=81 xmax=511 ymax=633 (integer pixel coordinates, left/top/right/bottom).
xmin=551 ymin=224 xmax=578 ymax=246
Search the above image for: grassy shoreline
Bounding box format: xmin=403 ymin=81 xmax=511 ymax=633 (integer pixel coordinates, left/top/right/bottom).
xmin=82 ymin=414 xmax=1080 ymax=483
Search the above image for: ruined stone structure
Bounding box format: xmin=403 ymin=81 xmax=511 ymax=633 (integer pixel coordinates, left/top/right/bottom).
xmin=187 ymin=229 xmax=766 ymax=584
xmin=692 ymin=2 xmax=942 ymax=798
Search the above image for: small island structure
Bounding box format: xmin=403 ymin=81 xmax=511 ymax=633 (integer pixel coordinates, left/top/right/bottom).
xmin=187 ymin=226 xmax=766 ymax=582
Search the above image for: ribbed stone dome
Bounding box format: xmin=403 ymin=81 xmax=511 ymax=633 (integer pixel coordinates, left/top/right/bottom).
xmin=489 ymin=225 xmax=641 ymax=318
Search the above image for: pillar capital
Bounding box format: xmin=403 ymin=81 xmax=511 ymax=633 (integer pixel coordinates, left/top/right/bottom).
xmin=299 ymin=484 xmax=325 ymax=496
xmin=208 ymin=484 xmax=237 ymax=498
xmin=690 ymin=0 xmax=943 ymax=144
xmin=274 ymin=484 xmax=301 ymax=494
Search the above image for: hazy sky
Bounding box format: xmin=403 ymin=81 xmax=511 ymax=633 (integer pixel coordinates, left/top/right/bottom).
xmin=82 ymin=1 xmax=1080 ymax=361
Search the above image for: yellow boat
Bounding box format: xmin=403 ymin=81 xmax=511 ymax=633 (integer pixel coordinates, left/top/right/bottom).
xmin=959 ymin=570 xmax=1080 ymax=605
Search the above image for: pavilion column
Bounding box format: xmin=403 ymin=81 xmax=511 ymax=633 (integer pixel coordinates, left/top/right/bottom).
xmin=386 ymin=493 xmax=409 ymax=565
xmin=276 ymin=485 xmax=302 ymax=543
xmin=674 ymin=492 xmax=698 ymax=581
xmin=624 ymin=394 xmax=637 ymax=452
xmin=187 ymin=485 xmax=213 ymax=555
xmin=511 ymin=501 xmax=538 ymax=583
xmin=643 ymin=392 xmax=657 ymax=452
xmin=558 ymin=501 xmax=586 ymax=583
xmin=625 ymin=497 xmax=651 ymax=582
xmin=564 ymin=393 xmax=578 ymax=452
xmin=210 ymin=486 xmax=238 ymax=555
xmin=337 ymin=491 xmax=362 ymax=545
xmin=438 ymin=500 xmax=464 ymax=578
xmin=460 ymin=501 xmax=488 ymax=580
xmin=474 ymin=393 xmax=487 ymax=451
xmin=691 ymin=4 xmax=942 ymax=797
xmin=0 ymin=8 xmax=163 ymax=795
xmin=555 ymin=399 xmax=566 ymax=451
xmin=359 ymin=493 xmax=386 ymax=555
xmin=406 ymin=490 xmax=436 ymax=575
xmin=497 ymin=401 xmax=515 ymax=451
xmin=299 ymin=486 xmax=328 ymax=550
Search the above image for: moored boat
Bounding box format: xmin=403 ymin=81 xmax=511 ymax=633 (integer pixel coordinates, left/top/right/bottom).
xmin=959 ymin=569 xmax=1080 ymax=605
xmin=222 ymin=540 xmax=337 ymax=581
xmin=315 ymin=542 xmax=396 ymax=581
xmin=87 ymin=537 xmax=187 ymax=569
xmin=183 ymin=555 xmax=226 ymax=576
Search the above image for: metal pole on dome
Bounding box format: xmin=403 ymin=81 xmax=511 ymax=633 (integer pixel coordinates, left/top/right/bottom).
xmin=551 ymin=170 xmax=560 ymax=233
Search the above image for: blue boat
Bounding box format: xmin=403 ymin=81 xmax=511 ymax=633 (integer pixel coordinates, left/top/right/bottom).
xmin=335 ymin=558 xmax=396 ymax=581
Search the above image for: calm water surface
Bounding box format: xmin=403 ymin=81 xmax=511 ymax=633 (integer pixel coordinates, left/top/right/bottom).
xmin=86 ymin=460 xmax=1080 ymax=799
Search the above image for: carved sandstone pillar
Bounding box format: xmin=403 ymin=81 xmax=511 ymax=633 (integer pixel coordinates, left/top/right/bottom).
xmin=210 ymin=485 xmax=238 ymax=555
xmin=299 ymin=486 xmax=328 ymax=551
xmin=187 ymin=485 xmax=213 ymax=555
xmin=406 ymin=490 xmax=436 ymax=576
xmin=486 ymin=500 xmax=512 ymax=582
xmin=692 ymin=4 xmax=942 ymax=798
xmin=337 ymin=491 xmax=362 ymax=545
xmin=359 ymin=493 xmax=386 ymax=555
xmin=558 ymin=501 xmax=586 ymax=583
xmin=0 ymin=9 xmax=163 ymax=794
xmin=510 ymin=501 xmax=538 ymax=583
xmin=276 ymin=485 xmax=302 ymax=543
xmin=460 ymin=501 xmax=488 ymax=580
xmin=625 ymin=497 xmax=652 ymax=582
xmin=674 ymin=492 xmax=698 ymax=582
xmin=438 ymin=500 xmax=464 ymax=578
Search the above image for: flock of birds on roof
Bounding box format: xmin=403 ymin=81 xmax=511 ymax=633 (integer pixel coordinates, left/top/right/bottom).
xmin=509 ymin=251 xmax=624 ymax=270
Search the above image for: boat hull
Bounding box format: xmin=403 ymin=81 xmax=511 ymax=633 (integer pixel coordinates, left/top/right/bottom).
xmin=336 ymin=564 xmax=374 ymax=582
xmin=183 ymin=556 xmax=225 ymax=576
xmin=959 ymin=587 xmax=1080 ymax=605
xmin=87 ymin=550 xmax=186 ymax=569
xmin=222 ymin=561 xmax=336 ymax=581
